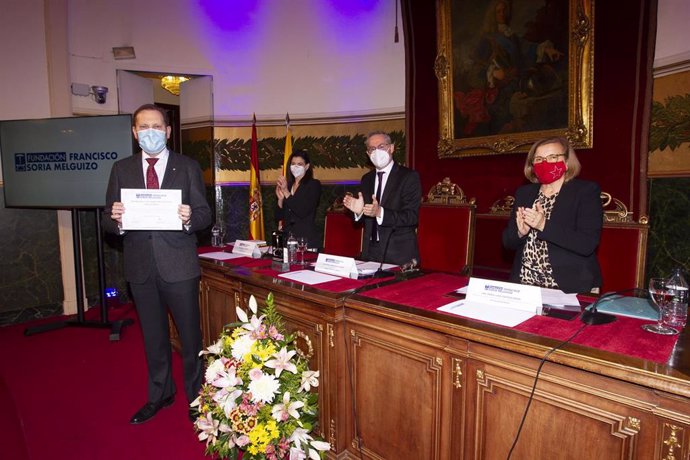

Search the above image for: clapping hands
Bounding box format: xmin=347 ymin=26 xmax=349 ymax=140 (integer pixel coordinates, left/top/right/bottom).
xmin=516 ymin=202 xmax=546 ymax=237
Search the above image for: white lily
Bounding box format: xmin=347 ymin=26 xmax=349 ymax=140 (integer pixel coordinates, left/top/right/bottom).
xmin=199 ymin=337 xmax=224 ymax=356
xmin=265 ymin=347 xmax=298 ymax=377
xmin=271 ymin=391 xmax=305 ymax=421
xmin=212 ymin=364 xmax=242 ymax=389
xmin=197 ymin=413 xmax=219 ymax=444
xmin=299 ymin=370 xmax=320 ymax=392
xmin=289 ymin=427 xmax=313 ymax=450
xmin=290 ymin=447 xmax=307 ymax=460
xmin=236 ymin=305 xmax=249 ymax=324
xmin=310 ymin=440 xmax=331 ymax=451
xmin=248 ymin=295 xmax=258 ymax=314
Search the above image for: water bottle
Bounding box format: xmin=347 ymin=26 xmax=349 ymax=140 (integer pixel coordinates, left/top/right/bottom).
xmin=666 ymin=268 xmax=688 ymax=330
xmin=286 ymin=233 xmax=298 ymax=264
xmin=211 ymin=222 xmax=223 ymax=247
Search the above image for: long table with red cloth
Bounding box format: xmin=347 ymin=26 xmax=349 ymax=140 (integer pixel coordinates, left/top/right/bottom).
xmin=198 ymin=246 xmax=690 ymax=395
xmin=199 ymin=246 xmax=690 ymax=458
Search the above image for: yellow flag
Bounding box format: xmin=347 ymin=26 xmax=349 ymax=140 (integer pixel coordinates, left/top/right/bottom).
xmin=283 ymin=113 xmax=292 ymax=175
xmin=249 ymin=114 xmax=264 ymax=240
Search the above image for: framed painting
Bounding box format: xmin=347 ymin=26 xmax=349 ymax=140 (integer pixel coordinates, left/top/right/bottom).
xmin=435 ymin=0 xmax=594 ymax=158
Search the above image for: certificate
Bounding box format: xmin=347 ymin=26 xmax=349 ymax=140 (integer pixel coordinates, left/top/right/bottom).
xmin=120 ymin=188 xmax=182 ymax=230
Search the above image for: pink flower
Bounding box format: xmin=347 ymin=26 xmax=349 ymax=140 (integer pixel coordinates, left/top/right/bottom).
xmin=236 ymin=435 xmax=250 ymax=447
xmin=268 ymin=325 xmax=284 ymax=340
xmin=249 ymin=367 xmax=264 ymax=381
xmin=265 ymin=347 xmax=297 ymax=377
xmin=271 ymin=392 xmax=304 ymax=422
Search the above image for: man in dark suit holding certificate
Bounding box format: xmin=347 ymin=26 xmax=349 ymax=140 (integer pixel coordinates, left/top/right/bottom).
xmin=102 ymin=104 xmax=211 ymax=424
xmin=343 ymin=131 xmax=421 ymax=265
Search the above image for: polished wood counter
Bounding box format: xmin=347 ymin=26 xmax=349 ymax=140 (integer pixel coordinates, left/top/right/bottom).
xmin=197 ymin=257 xmax=690 ymax=460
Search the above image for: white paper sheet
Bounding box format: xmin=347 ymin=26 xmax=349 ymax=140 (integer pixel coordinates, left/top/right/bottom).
xmin=455 ymin=285 xmax=581 ymax=308
xmin=438 ymin=300 xmax=535 ymax=327
xmin=199 ymin=252 xmax=245 ymax=260
xmin=278 ymin=270 xmax=341 ymax=285
xmin=121 ymin=188 xmax=182 ymax=230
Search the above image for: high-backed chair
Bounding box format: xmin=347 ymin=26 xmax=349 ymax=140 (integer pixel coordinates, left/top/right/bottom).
xmin=417 ymin=177 xmax=476 ymax=274
xmin=471 ymin=196 xmax=514 ymax=280
xmin=597 ymin=192 xmax=649 ymax=293
xmin=322 ymin=198 xmax=364 ymax=258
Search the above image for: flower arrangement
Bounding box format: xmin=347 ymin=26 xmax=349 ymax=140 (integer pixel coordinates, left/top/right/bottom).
xmin=191 ymin=293 xmax=331 ymax=460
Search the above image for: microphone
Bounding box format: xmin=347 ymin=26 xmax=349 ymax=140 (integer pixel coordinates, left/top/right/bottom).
xmin=580 ymin=287 xmax=645 ymax=325
xmin=373 ymin=227 xmax=396 ymax=278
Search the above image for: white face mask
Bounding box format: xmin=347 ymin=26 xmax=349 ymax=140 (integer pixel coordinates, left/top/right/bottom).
xmin=370 ymin=148 xmax=392 ymax=169
xmin=137 ymin=128 xmax=167 ymax=155
xmin=290 ymin=164 xmax=306 ymax=178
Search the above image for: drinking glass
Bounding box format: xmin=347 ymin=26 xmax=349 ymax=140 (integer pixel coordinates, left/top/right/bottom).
xmin=642 ymin=277 xmax=679 ymax=335
xmin=296 ymin=237 xmax=308 ymax=266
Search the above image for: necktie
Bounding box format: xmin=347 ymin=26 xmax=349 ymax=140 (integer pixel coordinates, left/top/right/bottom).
xmin=371 ymin=171 xmax=385 ymax=241
xmin=146 ymin=158 xmax=159 ymax=189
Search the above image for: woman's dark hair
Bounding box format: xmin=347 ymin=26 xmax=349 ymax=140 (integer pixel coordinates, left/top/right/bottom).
xmin=286 ymin=150 xmax=314 ymax=187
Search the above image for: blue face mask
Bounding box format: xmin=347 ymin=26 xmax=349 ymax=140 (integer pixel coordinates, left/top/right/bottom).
xmin=137 ymin=128 xmax=167 ymax=154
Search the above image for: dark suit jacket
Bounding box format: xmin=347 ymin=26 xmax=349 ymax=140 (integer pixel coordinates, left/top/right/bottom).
xmin=275 ymin=179 xmax=322 ymax=249
xmin=502 ymin=179 xmax=603 ymax=293
xmin=359 ymin=163 xmax=421 ymax=265
xmin=102 ymin=151 xmax=212 ymax=284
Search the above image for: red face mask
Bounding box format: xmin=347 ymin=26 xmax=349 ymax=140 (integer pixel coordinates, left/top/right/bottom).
xmin=533 ymin=160 xmax=566 ymax=184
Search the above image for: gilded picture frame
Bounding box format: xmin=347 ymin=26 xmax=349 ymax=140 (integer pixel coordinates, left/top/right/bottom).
xmin=435 ymin=0 xmax=594 ymax=158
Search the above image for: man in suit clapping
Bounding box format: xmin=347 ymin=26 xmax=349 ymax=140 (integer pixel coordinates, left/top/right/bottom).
xmin=343 ymin=131 xmax=421 ymax=265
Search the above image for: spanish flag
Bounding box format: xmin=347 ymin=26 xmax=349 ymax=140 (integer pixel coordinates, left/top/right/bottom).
xmin=249 ymin=114 xmax=264 ymax=240
xmin=283 ymin=113 xmax=292 ymax=175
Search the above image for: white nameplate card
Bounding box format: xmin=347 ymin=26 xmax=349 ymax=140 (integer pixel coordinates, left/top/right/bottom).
xmin=437 ymin=278 xmax=542 ymax=327
xmin=466 ymin=277 xmax=542 ymax=313
xmin=232 ymin=240 xmax=262 ymax=258
xmin=314 ymin=253 xmax=358 ymax=279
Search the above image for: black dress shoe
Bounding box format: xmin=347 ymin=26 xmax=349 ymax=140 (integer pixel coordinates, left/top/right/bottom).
xmin=129 ymin=395 xmax=175 ymax=424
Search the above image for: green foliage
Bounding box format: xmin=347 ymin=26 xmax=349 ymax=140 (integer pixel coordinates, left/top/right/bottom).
xmin=646 ymin=178 xmax=690 ymax=280
xmin=261 ymin=292 xmax=284 ymax=332
xmin=213 ymin=131 xmax=407 ymax=171
xmin=649 ymin=94 xmax=690 ymax=152
xmin=182 ymin=139 xmax=213 ymax=171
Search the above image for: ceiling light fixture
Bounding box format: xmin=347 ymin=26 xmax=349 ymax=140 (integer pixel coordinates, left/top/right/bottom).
xmin=160 ymin=75 xmax=190 ymax=95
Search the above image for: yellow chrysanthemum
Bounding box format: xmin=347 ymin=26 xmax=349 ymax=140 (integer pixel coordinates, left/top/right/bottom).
xmin=265 ymin=420 xmax=280 ymax=439
xmin=249 ymin=423 xmax=274 ymax=448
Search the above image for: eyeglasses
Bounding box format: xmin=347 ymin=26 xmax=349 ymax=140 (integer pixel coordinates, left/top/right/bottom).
xmin=533 ymin=153 xmax=565 ymax=164
xmin=366 ymin=143 xmax=390 ymax=154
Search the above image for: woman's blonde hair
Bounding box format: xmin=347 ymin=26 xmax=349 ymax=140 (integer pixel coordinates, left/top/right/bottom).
xmin=523 ymin=136 xmax=581 ymax=183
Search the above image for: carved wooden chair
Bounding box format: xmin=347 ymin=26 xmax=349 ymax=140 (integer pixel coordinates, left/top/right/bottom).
xmin=417 ymin=177 xmax=476 ymax=274
xmin=322 ymin=197 xmax=364 ymax=258
xmin=471 ymin=196 xmax=515 ymax=280
xmin=597 ymin=192 xmax=649 ymax=293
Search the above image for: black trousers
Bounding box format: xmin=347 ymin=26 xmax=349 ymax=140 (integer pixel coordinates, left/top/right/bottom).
xmin=130 ymin=267 xmax=203 ymax=404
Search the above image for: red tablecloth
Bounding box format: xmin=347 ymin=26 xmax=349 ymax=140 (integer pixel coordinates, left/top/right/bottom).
xmin=360 ymin=272 xmax=679 ymax=363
